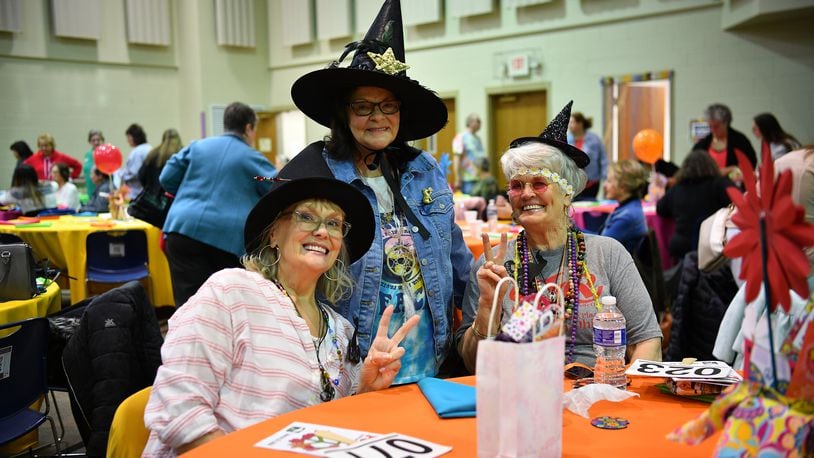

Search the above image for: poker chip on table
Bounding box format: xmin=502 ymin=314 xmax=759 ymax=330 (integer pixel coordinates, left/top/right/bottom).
xmin=590 ymin=416 xmax=629 ymax=430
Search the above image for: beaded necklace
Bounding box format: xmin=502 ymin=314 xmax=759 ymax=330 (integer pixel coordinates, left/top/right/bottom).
xmin=273 ymin=279 xmax=342 ymax=401
xmin=513 ymin=225 xmax=597 ymax=363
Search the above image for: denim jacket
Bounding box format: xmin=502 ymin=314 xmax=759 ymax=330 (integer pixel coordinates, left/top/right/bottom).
xmin=325 ymin=149 xmax=473 ymax=370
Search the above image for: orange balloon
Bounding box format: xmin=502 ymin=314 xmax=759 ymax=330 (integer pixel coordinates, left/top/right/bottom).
xmin=632 ymin=129 xmax=664 ymax=164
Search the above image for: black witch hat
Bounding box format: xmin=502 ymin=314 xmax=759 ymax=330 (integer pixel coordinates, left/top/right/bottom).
xmin=291 ymin=0 xmax=447 ymax=141
xmin=509 ymin=101 xmax=590 ymax=168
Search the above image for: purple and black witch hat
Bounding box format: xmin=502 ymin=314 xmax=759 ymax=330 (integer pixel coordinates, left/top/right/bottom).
xmin=510 ymin=101 xmax=590 ymax=168
xmin=291 ymin=0 xmax=447 ymax=141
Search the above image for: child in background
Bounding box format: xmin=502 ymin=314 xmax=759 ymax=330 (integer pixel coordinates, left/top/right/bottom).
xmin=469 ymin=157 xmax=499 ymax=201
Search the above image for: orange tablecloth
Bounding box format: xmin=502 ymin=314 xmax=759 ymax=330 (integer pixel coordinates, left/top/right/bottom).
xmin=0 ymin=216 xmax=174 ymax=306
xmin=460 ymin=220 xmax=518 ymax=259
xmin=183 ymin=376 xmax=719 ymax=457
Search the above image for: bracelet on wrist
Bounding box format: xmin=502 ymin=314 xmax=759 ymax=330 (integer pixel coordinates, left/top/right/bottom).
xmin=470 ymin=323 xmax=492 ymax=340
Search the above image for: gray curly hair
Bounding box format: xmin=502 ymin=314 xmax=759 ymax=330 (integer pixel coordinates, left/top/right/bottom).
xmin=500 ymin=142 xmax=588 ymax=197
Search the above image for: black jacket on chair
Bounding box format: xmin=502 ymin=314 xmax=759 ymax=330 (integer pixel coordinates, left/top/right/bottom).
xmin=62 ymin=281 xmax=163 ymax=457
xmin=666 ymin=252 xmax=739 ymax=362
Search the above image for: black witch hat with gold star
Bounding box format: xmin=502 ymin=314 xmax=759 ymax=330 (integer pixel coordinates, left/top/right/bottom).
xmin=291 ymin=0 xmax=447 ymax=141
xmin=509 ymin=101 xmax=590 ymax=168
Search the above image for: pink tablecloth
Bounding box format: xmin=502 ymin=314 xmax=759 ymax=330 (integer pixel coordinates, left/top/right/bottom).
xmin=572 ymin=201 xmax=675 ymax=269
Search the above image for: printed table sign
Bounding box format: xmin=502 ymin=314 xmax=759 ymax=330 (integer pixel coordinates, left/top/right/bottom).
xmin=626 ymin=359 xmax=741 ymax=383
xmin=255 ymin=421 xmax=451 ymax=457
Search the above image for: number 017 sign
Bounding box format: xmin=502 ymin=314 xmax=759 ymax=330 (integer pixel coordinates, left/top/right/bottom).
xmin=626 ymin=359 xmax=732 ymax=379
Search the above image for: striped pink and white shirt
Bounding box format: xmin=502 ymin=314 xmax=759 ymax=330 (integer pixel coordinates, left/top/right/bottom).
xmin=143 ymin=268 xmax=359 ymax=457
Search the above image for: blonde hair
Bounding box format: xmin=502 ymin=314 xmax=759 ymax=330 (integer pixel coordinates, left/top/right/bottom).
xmin=609 ymin=160 xmax=649 ymax=198
xmin=241 ymin=199 xmax=355 ymax=304
xmin=37 ymin=133 xmax=55 ymax=149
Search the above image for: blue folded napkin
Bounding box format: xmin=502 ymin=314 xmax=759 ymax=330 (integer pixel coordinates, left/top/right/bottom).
xmin=417 ymin=377 xmax=476 ymax=418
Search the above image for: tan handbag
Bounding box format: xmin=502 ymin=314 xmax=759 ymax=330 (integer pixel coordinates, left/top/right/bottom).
xmin=697 ymin=205 xmax=735 ymax=272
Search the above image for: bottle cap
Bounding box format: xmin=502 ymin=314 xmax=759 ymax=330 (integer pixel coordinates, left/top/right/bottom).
xmin=600 ymin=295 xmax=616 ymax=306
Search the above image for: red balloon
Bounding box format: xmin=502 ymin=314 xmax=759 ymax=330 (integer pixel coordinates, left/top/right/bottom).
xmin=93 ymin=143 xmax=123 ymax=175
xmin=632 ymin=129 xmax=664 ymax=164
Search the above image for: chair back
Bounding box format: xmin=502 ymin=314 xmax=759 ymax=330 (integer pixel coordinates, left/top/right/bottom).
xmin=0 ymin=318 xmax=49 ymax=416
xmin=106 ymin=387 xmax=152 ymax=458
xmin=633 ymin=229 xmax=668 ymax=314
xmin=86 ymin=230 xmax=148 ymax=274
xmin=38 ymin=208 xmax=77 ymax=216
xmin=581 ymin=211 xmax=609 ymax=234
xmin=0 ymin=318 xmax=52 ymax=453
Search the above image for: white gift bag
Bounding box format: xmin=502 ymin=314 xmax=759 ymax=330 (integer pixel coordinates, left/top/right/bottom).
xmin=477 ymin=278 xmax=565 ymax=458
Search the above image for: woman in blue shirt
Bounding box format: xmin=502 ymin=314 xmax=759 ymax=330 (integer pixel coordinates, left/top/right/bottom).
xmin=275 ymin=0 xmax=472 ymax=383
xmin=600 ymin=159 xmax=650 ymax=253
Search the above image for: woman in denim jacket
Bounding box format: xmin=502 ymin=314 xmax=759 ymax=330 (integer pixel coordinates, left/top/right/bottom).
xmin=277 ymin=0 xmax=473 ymax=383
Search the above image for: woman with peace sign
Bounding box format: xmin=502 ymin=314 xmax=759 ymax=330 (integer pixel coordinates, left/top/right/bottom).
xmin=455 ymin=102 xmax=662 ymax=373
xmin=143 ymin=177 xmax=419 ymax=456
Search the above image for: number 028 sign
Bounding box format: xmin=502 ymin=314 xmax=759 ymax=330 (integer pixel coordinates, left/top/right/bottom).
xmin=626 ymin=360 xmax=731 ymax=379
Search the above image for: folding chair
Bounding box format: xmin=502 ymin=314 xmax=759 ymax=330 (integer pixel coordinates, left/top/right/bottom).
xmin=107 ymin=387 xmax=152 ymax=458
xmin=581 ymin=211 xmax=609 ymax=234
xmin=85 ymin=230 xmax=149 ymax=296
xmin=0 ymin=318 xmax=62 ymax=456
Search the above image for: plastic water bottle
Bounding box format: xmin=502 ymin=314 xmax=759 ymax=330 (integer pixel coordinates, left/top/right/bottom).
xmin=593 ymin=296 xmax=627 ymax=389
xmin=486 ymin=198 xmax=498 ymax=232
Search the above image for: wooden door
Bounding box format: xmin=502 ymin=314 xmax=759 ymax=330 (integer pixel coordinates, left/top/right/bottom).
xmin=617 ymin=83 xmax=668 ymax=162
xmin=489 ymin=90 xmax=547 ymax=189
xmin=414 ymin=97 xmax=456 ymax=184
xmin=255 ymin=111 xmax=277 ymax=167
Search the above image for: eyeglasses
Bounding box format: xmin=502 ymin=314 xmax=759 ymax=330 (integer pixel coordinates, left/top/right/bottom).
xmin=290 ymin=211 xmax=351 ymax=238
xmin=347 ymin=100 xmax=401 ymax=116
xmin=506 ymin=178 xmax=551 ymax=196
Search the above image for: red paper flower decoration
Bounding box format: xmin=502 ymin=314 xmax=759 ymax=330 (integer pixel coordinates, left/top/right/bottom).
xmin=723 ymin=149 xmax=814 ymax=312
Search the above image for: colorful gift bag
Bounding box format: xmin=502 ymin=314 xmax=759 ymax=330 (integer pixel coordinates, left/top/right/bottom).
xmin=714 ymin=386 xmax=813 ymax=457
xmin=477 ymin=277 xmax=565 ymax=457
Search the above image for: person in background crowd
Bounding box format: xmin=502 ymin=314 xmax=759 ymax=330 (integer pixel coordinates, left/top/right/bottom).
xmin=0 ymin=164 xmax=58 ymax=216
xmin=469 ymin=156 xmax=499 ymax=202
xmin=752 ymin=113 xmax=801 ymax=161
xmin=160 ymin=102 xmax=277 ymax=307
xmin=138 ymin=128 xmax=183 ymax=201
xmin=10 ymin=140 xmax=34 ymax=170
xmin=51 ymin=162 xmax=80 ymax=210
xmin=79 ymin=168 xmax=112 ymax=213
xmin=457 ymin=101 xmax=662 ymax=371
xmin=82 ymin=129 xmax=105 ymax=197
xmin=692 ymin=103 xmax=757 ymax=179
xmin=656 ymin=149 xmax=735 ymax=262
xmin=24 ymin=133 xmax=82 ymax=181
xmin=143 ymin=177 xmax=418 ymax=456
xmin=568 ymin=111 xmax=608 ymax=200
xmin=600 ymin=159 xmax=650 ymax=253
xmin=279 ymin=0 xmax=472 ymax=382
xmin=119 ymin=124 xmax=151 ymax=199
xmin=453 ymin=113 xmax=487 ymax=194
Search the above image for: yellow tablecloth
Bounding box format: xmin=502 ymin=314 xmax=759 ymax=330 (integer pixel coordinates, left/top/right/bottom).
xmin=0 ymin=216 xmax=174 ymax=307
xmin=0 ymin=281 xmax=60 ymax=327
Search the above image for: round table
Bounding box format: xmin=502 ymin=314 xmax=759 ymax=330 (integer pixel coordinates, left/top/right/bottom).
xmin=181 ymin=375 xmax=719 ymax=457
xmin=0 ymin=281 xmax=61 ymax=326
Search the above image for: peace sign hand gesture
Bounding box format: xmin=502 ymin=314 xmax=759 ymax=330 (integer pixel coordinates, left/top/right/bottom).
xmin=357 ymin=305 xmax=420 ymax=393
xmin=477 ymin=232 xmax=509 ymax=307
